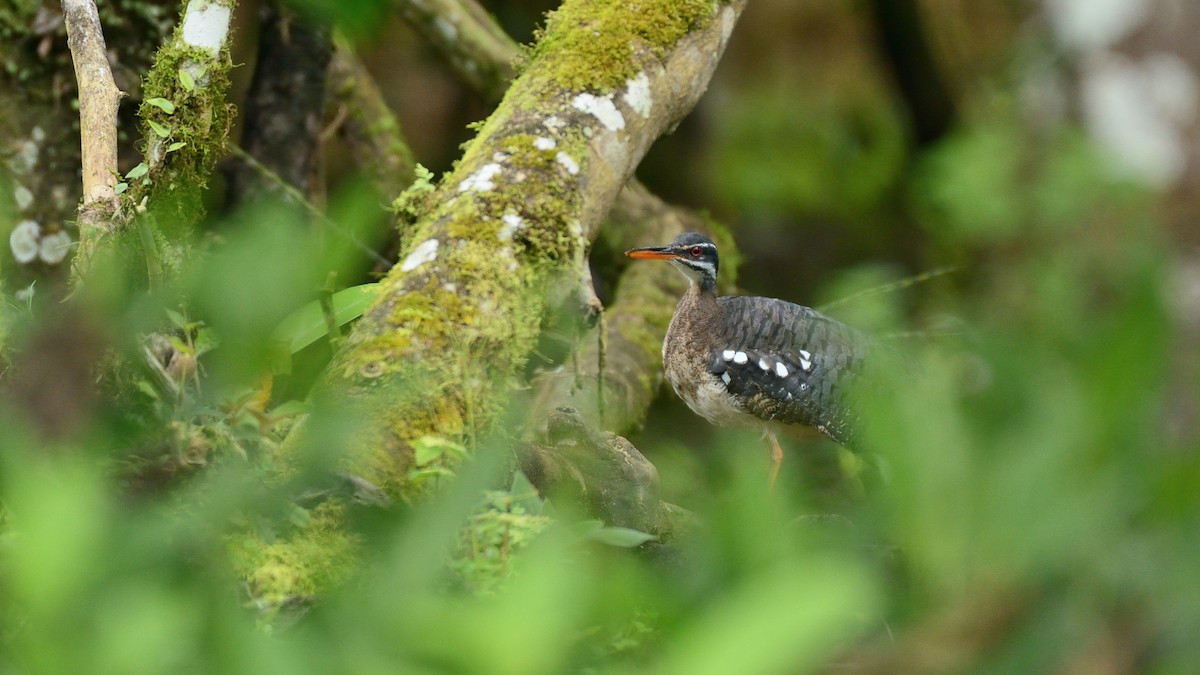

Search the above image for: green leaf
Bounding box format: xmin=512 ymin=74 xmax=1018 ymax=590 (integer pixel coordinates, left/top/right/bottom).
xmin=585 ymin=526 xmax=657 ymax=548
xmin=135 ymin=380 xmax=160 ymax=401
xmin=145 ymin=97 xmax=176 ymax=114
xmin=147 ymin=119 xmax=171 ymax=138
xmin=412 ymin=435 xmax=467 ymax=467
xmin=166 ymin=142 xmax=187 ymax=153
xmin=407 ymin=466 xmax=454 ymax=486
xmin=165 ymin=308 xmax=188 ymax=330
xmin=125 ymin=163 xmax=149 ymax=180
xmin=269 ymin=400 xmax=311 ymax=419
xmin=167 ymin=336 xmax=193 ymax=356
xmin=177 ymin=68 xmax=195 ymax=91
xmin=270 ymin=283 xmax=381 ymax=356
xmin=114 ymin=182 xmax=128 ymax=194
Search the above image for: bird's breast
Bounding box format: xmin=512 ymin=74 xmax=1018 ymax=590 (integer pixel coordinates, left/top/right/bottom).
xmin=664 ymin=328 xmax=754 ymax=430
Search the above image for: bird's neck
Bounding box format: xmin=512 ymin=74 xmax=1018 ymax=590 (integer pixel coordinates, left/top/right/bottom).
xmin=670 ymin=280 xmax=721 ymax=342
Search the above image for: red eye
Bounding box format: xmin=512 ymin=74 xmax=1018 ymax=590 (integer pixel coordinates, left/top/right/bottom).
xmin=689 ymin=246 xmax=702 ymax=258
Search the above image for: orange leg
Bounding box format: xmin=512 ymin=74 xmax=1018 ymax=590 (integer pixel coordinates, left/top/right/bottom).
xmin=764 ymin=430 xmax=784 ymax=491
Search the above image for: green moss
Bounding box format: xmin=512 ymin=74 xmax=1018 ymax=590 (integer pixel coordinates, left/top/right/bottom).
xmin=137 ymin=41 xmax=233 ymax=190
xmin=449 ymin=491 xmax=551 ymax=596
xmin=531 ymin=0 xmax=719 ymax=92
xmin=234 ymin=500 xmax=361 ymax=610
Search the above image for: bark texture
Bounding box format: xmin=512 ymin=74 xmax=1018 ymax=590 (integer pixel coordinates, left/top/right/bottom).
xmin=62 ymin=0 xmax=124 ymax=282
xmin=63 ymin=0 xmax=121 ymax=217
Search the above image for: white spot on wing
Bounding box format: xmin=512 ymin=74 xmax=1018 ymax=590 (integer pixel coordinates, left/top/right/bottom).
xmin=775 ymin=362 xmax=788 ymax=378
xmin=400 ymin=238 xmax=439 ymax=272
xmin=800 ymin=357 xmax=813 ymax=372
xmin=721 ymin=372 xmax=731 ymax=385
xmin=733 ymin=351 xmax=748 ymax=364
xmin=758 ymin=358 xmax=770 ymax=371
xmin=722 ymin=349 xmax=735 ymax=361
xmin=799 ymin=349 xmax=811 ymax=360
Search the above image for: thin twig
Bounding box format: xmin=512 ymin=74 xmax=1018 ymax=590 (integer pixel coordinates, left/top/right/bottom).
xmin=818 ymin=265 xmax=960 ymax=313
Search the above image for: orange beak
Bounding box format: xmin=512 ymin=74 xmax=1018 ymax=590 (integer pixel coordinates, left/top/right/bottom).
xmin=625 ymin=247 xmax=677 ymax=260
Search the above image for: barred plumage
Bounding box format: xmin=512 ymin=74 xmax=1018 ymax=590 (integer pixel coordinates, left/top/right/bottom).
xmin=627 ymin=232 xmax=871 ymax=482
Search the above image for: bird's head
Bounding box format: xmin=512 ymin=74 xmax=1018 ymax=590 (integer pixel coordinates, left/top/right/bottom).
xmin=625 ymin=232 xmax=719 ymax=291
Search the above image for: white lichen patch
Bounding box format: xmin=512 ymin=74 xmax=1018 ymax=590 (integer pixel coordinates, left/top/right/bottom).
xmin=10 ymin=220 xmax=41 ymax=264
xmin=458 ymin=163 xmax=502 ymax=192
xmin=543 ymin=115 xmax=565 ymax=132
xmin=181 ymin=0 xmax=232 ymax=55
xmin=572 ymin=93 xmax=625 ymax=131
xmin=623 ymin=72 xmax=653 ymax=118
xmin=38 ymin=230 xmax=72 ymax=265
xmin=498 ymin=212 xmax=524 ymax=241
xmin=556 ymin=152 xmax=580 ymax=176
xmin=30 ymin=126 xmax=44 ymax=143
xmin=400 ymin=238 xmax=439 ymax=272
xmin=434 ymin=17 xmax=457 ymax=42
xmin=533 ymin=136 xmax=556 ymax=150
xmin=13 ymin=184 xmax=33 ymax=210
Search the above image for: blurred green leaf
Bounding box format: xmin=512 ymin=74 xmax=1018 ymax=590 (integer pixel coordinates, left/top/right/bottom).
xmin=271 ymin=282 xmax=380 ymax=356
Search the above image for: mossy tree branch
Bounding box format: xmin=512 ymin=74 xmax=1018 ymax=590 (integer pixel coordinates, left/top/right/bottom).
xmin=293 ymin=0 xmax=746 ymax=492
xmin=134 ymin=0 xmax=234 ymax=252
xmin=400 ymin=0 xmax=744 ymax=438
xmin=326 ymin=39 xmax=418 ymax=202
xmin=393 ymin=0 xmax=519 ymax=103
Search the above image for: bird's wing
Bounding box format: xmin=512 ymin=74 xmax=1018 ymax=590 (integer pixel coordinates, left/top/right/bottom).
xmin=708 ymin=296 xmax=868 ymax=446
